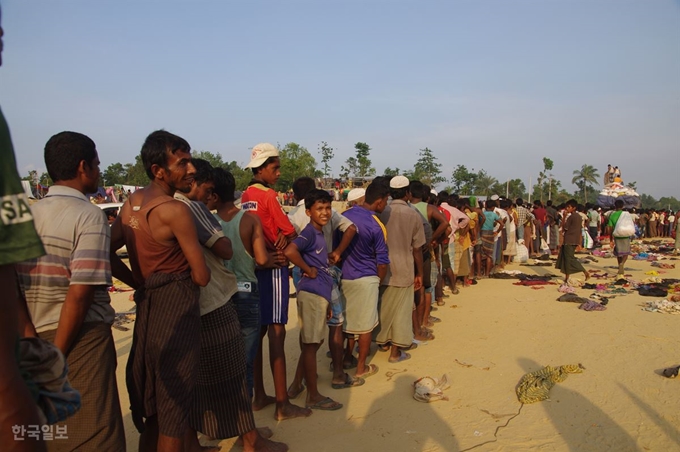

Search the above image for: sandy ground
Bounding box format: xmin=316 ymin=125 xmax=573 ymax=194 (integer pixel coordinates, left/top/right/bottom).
xmin=110 ymin=239 xmax=680 ymax=452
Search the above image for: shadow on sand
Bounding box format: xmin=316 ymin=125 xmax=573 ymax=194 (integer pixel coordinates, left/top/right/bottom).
xmin=618 ymin=382 xmax=680 ymax=448
xmin=518 ymin=358 xmax=637 ymax=452
xmin=354 ymin=374 xmax=459 ymax=451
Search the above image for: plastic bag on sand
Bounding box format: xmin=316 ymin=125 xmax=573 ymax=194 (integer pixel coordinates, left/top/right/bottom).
xmin=413 ymin=374 xmax=450 ymax=403
xmin=514 ymin=240 xmax=529 ymax=263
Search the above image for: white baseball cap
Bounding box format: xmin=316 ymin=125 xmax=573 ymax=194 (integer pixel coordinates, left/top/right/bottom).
xmin=245 ymin=143 xmax=279 ymax=169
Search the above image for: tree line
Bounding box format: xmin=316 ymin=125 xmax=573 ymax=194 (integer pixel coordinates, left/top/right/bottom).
xmin=23 ymin=142 xmax=679 ymax=210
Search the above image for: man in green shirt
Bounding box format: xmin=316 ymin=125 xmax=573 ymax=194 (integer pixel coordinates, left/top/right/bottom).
xmin=606 ymin=200 xmax=631 ymax=277
xmin=0 ymin=12 xmax=48 ymax=451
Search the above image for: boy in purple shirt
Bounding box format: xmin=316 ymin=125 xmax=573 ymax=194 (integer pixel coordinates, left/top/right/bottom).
xmin=341 ymin=182 xmax=390 ymax=380
xmin=284 ymin=190 xmax=364 ymax=411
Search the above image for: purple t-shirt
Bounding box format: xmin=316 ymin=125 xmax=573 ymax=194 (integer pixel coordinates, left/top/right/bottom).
xmin=341 ymin=206 xmax=390 ymax=281
xmin=293 ymin=223 xmax=333 ymax=301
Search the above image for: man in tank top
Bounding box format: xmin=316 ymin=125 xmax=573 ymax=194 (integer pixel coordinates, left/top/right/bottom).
xmin=110 ymin=130 xmax=209 ymax=452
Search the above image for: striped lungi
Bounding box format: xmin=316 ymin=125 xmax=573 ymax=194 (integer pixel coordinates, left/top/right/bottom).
xmin=127 ymin=271 xmax=200 ymax=438
xmin=190 ymin=301 xmax=255 ymax=439
xmin=614 ymin=237 xmax=631 ymax=257
xmin=481 ymin=230 xmax=495 ymax=258
xmin=39 ymin=322 xmax=125 ymax=451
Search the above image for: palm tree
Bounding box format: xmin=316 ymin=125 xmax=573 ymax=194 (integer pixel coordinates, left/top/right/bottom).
xmin=475 ymin=172 xmax=498 ymax=197
xmin=572 ymin=164 xmax=600 ymax=203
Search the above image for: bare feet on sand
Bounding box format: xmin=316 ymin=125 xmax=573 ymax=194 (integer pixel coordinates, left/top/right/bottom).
xmin=238 ymin=428 xmax=288 ymax=452
xmin=274 ymin=402 xmax=312 ymax=421
xmin=237 ymin=427 xmax=274 ymax=445
xmin=252 ymin=395 xmax=276 ymax=411
xmin=249 ymin=435 xmax=289 ymax=452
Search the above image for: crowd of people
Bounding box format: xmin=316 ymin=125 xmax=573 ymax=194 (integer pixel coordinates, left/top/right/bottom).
xmin=3 ymin=10 xmax=679 ymax=452
xmin=3 ymin=118 xmax=679 ymax=452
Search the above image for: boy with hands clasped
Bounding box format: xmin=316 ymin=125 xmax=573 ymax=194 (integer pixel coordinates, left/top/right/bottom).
xmin=283 ymin=189 xmax=364 ymax=412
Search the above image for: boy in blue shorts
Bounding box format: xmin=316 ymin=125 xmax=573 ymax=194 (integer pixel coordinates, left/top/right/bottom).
xmin=284 ymin=190 xmax=364 ymax=411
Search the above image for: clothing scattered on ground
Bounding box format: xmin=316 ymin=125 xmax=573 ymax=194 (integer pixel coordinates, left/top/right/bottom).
xmin=637 ymin=285 xmax=669 ymax=297
xmin=557 ymin=294 xmax=592 ymax=303
xmin=513 ymin=280 xmax=556 ymax=286
xmin=642 ymin=299 xmax=680 ymax=314
xmin=113 ymin=312 xmax=136 ymax=331
xmin=516 ymin=364 xmax=585 ymax=404
xmin=578 ymin=300 xmax=607 ymax=311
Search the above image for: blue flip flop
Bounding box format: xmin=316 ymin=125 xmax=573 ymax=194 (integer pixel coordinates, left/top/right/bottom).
xmin=388 ymin=351 xmax=411 ymax=363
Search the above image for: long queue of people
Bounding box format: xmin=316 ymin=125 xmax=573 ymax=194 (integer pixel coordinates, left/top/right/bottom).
xmin=4 ymin=126 xmax=677 ymax=452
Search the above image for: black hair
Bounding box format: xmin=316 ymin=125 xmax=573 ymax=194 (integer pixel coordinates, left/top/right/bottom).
xmin=516 ymin=198 xmax=524 ymax=206
xmin=141 ymin=130 xmax=191 ymax=179
xmin=372 ymin=176 xmax=391 ymax=190
xmin=533 ymin=200 xmax=543 ymax=207
xmin=499 ymin=199 xmax=511 ymax=209
xmin=437 ymin=191 xmax=449 ymax=206
xmin=566 ymin=199 xmax=578 ymax=208
xmin=304 ymin=188 xmax=333 ymax=210
xmin=390 ymin=187 xmax=409 ymax=200
xmin=546 ymin=200 xmax=553 ymax=207
xmin=212 ymin=167 xmax=235 ymax=203
xmin=423 ymin=185 xmax=432 ymax=203
xmin=365 ymin=181 xmax=390 ymax=204
xmin=44 ymin=131 xmax=97 ymax=182
xmin=191 ymin=158 xmax=214 ymax=186
xmin=485 ymin=199 xmax=496 ymax=209
xmin=292 ymin=177 xmax=316 ymax=202
xmin=409 ymin=180 xmax=425 ymax=200
xmin=251 ymin=156 xmax=278 ymax=175
xmin=614 ymin=199 xmax=624 ymax=209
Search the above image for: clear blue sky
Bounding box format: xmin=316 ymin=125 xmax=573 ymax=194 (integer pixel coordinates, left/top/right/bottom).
xmin=1 ymin=0 xmax=678 ymax=198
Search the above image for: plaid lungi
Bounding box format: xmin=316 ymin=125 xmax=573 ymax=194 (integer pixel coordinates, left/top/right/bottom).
xmin=189 ymin=301 xmax=255 ymax=438
xmin=127 ymin=271 xmax=200 ymax=438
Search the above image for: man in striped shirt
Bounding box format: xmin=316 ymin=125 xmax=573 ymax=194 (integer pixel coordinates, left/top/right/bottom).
xmin=16 ymin=131 xmax=125 ymax=451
